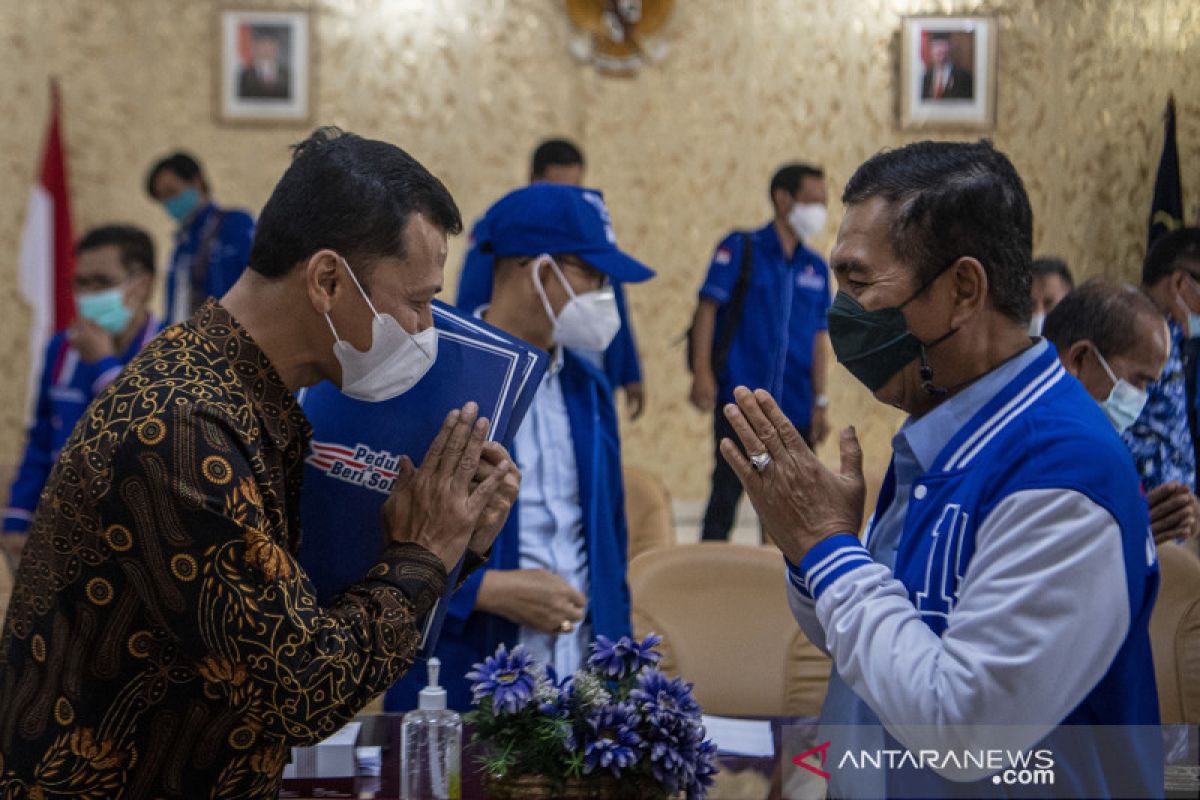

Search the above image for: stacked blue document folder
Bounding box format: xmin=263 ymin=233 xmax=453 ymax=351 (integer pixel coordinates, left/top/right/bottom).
xmin=297 ymin=301 xmax=549 ymax=656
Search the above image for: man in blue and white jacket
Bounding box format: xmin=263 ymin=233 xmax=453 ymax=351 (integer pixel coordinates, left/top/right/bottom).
xmin=3 ymin=225 xmax=161 ymax=564
xmin=719 ymin=141 xmax=1161 ymax=798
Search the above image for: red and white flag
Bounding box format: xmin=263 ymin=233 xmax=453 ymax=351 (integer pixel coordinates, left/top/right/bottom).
xmin=18 ymin=80 xmax=76 ymax=417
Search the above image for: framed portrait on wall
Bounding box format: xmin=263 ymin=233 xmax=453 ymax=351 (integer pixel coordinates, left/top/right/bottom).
xmin=216 ymin=8 xmax=311 ymax=125
xmin=899 ymin=16 xmax=997 ymax=131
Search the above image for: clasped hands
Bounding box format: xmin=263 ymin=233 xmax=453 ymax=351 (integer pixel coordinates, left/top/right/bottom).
xmin=382 ymin=402 xmax=521 ymax=572
xmin=719 ymin=387 xmax=866 ymax=565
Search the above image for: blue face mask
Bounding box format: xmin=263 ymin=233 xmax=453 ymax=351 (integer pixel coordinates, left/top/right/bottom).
xmin=163 ymin=187 xmax=202 ymax=222
xmin=1092 ymin=347 xmax=1148 ymax=434
xmin=1188 ymin=312 xmax=1200 ymax=339
xmin=77 ymin=287 xmax=133 ymax=335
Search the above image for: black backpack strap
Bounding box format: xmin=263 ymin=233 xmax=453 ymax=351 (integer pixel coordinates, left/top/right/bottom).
xmin=710 ymin=231 xmax=754 ymax=377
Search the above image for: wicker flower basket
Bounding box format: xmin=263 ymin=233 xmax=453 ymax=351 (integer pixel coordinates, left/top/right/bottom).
xmin=481 ymin=772 xmax=672 ymax=799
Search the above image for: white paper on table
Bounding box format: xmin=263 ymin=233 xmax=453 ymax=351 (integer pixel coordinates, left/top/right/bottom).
xmin=355 ymin=745 xmax=383 ymax=777
xmin=701 ymin=714 xmax=775 ymax=757
xmin=282 ymin=720 xmax=362 ymax=779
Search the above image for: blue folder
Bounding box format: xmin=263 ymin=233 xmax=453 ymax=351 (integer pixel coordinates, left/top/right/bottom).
xmin=297 ymin=301 xmax=548 ymax=656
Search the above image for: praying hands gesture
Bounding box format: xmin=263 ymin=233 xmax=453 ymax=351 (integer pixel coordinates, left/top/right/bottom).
xmin=719 ymin=386 xmax=866 ymax=564
xmin=383 ymin=403 xmax=516 ymax=571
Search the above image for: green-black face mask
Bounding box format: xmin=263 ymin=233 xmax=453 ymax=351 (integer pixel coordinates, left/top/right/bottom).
xmin=826 ymin=263 xmax=958 ymax=394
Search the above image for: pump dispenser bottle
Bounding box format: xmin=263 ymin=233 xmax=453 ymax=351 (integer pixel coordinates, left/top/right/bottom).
xmin=400 ymin=657 xmax=461 ymax=799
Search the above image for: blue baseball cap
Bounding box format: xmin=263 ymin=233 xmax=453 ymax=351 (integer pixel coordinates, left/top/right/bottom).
xmin=479 ymin=184 xmax=655 ymax=284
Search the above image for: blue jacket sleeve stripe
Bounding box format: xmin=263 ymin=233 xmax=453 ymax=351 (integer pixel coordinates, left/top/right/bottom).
xmin=799 ymin=533 xmax=873 ymax=600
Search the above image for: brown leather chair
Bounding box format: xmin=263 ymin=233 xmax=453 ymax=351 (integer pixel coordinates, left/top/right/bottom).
xmin=623 ymin=465 xmax=675 ymax=561
xmin=1150 ymin=542 xmax=1200 ymax=724
xmin=628 ymin=543 xmax=830 ymax=717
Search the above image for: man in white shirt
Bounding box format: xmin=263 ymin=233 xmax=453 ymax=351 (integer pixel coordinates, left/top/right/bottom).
xmin=390 ymin=181 xmax=656 ymax=709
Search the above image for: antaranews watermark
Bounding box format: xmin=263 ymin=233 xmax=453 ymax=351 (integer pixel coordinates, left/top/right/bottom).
xmin=781 ymin=723 xmax=1195 ymax=799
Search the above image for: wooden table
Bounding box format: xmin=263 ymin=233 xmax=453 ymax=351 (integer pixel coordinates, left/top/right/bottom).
xmin=281 ymin=713 xmax=805 ymax=799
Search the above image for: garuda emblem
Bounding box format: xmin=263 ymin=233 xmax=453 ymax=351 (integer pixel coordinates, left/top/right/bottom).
xmin=565 ymin=0 xmax=674 ymax=75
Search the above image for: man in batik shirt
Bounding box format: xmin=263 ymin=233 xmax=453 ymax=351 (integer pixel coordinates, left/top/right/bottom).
xmin=0 ymin=128 xmax=518 ymax=798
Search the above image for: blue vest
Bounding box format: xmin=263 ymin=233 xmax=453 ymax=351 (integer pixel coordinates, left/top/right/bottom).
xmin=387 ymin=351 xmax=632 ymax=711
xmin=871 ymin=348 xmax=1161 ymax=797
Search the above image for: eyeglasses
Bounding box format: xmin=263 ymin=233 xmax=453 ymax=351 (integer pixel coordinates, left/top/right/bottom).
xmin=554 ymin=255 xmax=609 ymax=291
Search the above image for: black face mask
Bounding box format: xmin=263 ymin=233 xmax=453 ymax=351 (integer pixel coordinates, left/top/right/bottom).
xmin=826 ymin=264 xmax=958 ymax=394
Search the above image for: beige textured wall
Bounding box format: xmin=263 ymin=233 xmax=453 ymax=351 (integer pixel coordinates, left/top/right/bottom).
xmin=1 ymin=0 xmax=1198 ymax=503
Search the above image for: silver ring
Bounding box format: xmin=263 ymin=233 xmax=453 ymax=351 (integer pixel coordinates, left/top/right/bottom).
xmin=750 ymin=452 xmax=772 ymax=472
xmin=559 ymin=620 xmax=574 ymax=634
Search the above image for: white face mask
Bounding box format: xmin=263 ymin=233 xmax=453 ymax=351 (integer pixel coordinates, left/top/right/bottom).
xmin=1092 ymin=347 xmax=1147 ymax=434
xmin=531 ymin=255 xmax=621 ymax=353
xmin=1028 ymin=312 xmax=1046 ymax=337
xmin=325 ymin=257 xmax=438 ymax=403
xmin=787 ymin=202 xmax=827 ymax=242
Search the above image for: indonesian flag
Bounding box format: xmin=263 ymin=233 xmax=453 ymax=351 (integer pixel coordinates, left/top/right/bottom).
xmin=18 ymin=81 xmax=75 ymax=417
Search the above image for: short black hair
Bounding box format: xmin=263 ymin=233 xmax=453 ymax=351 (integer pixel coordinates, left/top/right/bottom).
xmin=770 ymin=162 xmax=824 ymax=200
xmin=842 ymin=139 xmax=1034 ymax=322
xmin=1032 ymin=256 xmax=1074 ymax=289
xmin=530 ymin=138 xmax=585 ymax=180
xmin=1142 ymin=227 xmax=1200 ymax=287
xmin=248 ymin=127 xmax=462 ymax=280
xmin=1043 ymin=277 xmax=1162 ymax=360
xmin=76 ymin=225 xmax=156 ymax=276
xmin=145 ymin=151 xmax=205 ymax=199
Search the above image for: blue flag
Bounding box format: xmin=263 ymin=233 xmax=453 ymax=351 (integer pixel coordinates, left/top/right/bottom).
xmin=1149 ymin=96 xmax=1184 ymax=250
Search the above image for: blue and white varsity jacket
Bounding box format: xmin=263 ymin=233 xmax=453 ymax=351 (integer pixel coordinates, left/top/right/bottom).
xmin=4 ymin=317 xmax=161 ymax=533
xmin=788 ymin=346 xmax=1162 ymax=797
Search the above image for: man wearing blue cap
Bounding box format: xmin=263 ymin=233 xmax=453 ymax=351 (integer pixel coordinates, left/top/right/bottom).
xmin=390 ymin=183 xmax=655 ymax=710
xmin=455 ymin=139 xmax=648 ymax=420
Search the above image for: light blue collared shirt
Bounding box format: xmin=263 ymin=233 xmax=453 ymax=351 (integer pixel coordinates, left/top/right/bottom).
xmin=819 ymin=340 xmax=1049 ymax=799
xmin=514 ymin=348 xmax=591 ymax=675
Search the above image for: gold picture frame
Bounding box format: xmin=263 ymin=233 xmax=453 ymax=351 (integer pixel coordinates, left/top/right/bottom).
xmin=899 ymin=15 xmax=997 ymax=131
xmin=215 ymin=6 xmax=313 ymax=126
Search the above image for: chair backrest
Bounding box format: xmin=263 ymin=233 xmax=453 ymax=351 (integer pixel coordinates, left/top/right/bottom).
xmin=628 ymin=543 xmax=830 ymax=717
xmin=1149 ymin=543 xmax=1200 ymax=724
xmin=623 ymin=465 xmax=674 ymax=562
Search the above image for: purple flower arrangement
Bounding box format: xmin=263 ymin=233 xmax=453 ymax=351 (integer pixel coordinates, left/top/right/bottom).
xmin=465 ymin=635 xmax=719 ymax=799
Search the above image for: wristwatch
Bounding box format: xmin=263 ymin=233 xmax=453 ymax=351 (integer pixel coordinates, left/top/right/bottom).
xmin=814 ymin=394 xmax=830 ymax=409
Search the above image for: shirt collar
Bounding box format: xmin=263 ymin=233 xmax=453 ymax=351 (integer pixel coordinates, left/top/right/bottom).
xmin=188 ymin=299 xmax=312 ymax=449
xmin=179 ymin=201 xmax=219 ymax=241
xmin=1166 ymin=314 xmax=1184 ymax=346
xmin=759 ymin=220 xmax=815 ymax=265
xmin=121 ymin=315 xmax=160 ymax=359
xmin=547 ymin=345 xmax=566 ymax=377
xmin=896 ymin=339 xmax=1050 ymax=472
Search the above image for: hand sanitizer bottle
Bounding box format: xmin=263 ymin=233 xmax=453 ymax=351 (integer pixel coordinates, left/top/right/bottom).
xmin=401 ymin=657 xmax=461 ymax=799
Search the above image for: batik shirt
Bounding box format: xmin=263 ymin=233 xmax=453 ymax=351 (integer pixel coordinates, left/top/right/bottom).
xmin=0 ymin=300 xmax=464 ymax=799
xmin=1123 ymin=316 xmax=1197 ymax=492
